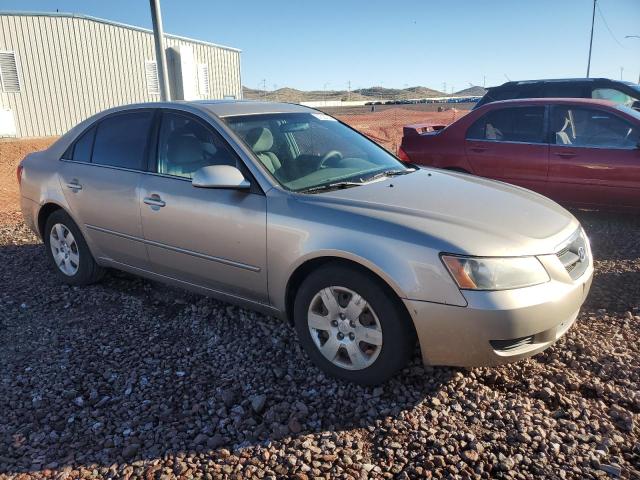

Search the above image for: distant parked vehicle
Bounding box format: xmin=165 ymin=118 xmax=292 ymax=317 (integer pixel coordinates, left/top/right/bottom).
xmin=474 ymin=78 xmax=640 ymax=110
xmin=399 ymin=98 xmax=640 ymax=211
xmin=19 ymin=100 xmax=592 ymax=384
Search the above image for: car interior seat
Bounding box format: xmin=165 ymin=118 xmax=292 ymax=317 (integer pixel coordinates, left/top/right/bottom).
xmin=245 ymin=127 xmax=282 ymax=175
xmin=165 ymin=134 xmax=212 ymax=177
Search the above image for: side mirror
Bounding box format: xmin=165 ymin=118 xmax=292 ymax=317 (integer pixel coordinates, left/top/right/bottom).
xmin=192 ymin=165 xmax=250 ymax=189
xmin=632 ymin=100 xmax=640 ymax=111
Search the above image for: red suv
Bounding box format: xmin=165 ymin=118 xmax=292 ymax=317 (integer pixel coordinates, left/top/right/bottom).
xmin=399 ymin=98 xmax=640 ymax=211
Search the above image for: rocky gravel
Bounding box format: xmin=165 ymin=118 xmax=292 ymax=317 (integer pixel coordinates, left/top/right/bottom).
xmin=0 ymin=209 xmax=639 ymax=480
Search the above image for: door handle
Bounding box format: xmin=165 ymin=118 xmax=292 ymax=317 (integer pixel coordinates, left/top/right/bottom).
xmin=470 ymin=146 xmax=488 ymax=153
xmin=66 ymin=180 xmax=82 ymax=191
xmin=554 ymin=152 xmax=577 ymax=159
xmin=143 ymin=194 xmax=166 ymax=208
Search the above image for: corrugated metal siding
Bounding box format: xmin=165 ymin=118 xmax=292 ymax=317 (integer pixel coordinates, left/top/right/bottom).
xmin=0 ymin=13 xmax=242 ymax=137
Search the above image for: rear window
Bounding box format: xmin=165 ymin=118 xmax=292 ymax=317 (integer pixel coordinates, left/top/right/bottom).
xmin=91 ymin=112 xmax=154 ymax=170
xmin=62 ymin=126 xmax=95 ymax=162
xmin=72 ymin=127 xmax=96 ymax=162
xmin=467 ymin=107 xmax=546 ymax=143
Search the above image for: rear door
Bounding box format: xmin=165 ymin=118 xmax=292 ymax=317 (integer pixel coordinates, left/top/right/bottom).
xmin=59 ymin=110 xmax=153 ymax=269
xmin=547 ymin=104 xmax=640 ymax=209
xmin=464 ymin=105 xmax=549 ymax=194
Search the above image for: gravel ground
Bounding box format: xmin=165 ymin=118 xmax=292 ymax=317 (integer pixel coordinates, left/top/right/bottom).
xmin=1 ymin=204 xmax=639 ymax=479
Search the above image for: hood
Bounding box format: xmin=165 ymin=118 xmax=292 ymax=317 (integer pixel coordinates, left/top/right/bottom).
xmin=296 ymin=169 xmax=579 ymax=257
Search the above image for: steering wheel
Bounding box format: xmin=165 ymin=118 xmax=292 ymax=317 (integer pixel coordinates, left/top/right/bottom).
xmin=319 ymin=150 xmax=343 ymax=168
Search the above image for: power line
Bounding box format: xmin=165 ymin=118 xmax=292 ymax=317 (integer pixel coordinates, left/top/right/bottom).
xmin=597 ymin=3 xmax=625 ymax=48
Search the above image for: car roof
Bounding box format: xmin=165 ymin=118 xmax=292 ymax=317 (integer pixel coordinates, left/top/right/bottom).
xmin=191 ymin=100 xmax=313 ymax=117
xmin=94 ymin=100 xmax=315 ymax=119
xmin=484 ymin=98 xmax=616 ymax=107
xmin=488 ymin=78 xmax=623 ymax=90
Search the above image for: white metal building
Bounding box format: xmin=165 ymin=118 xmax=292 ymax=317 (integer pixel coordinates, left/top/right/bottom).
xmin=0 ymin=12 xmax=243 ymax=138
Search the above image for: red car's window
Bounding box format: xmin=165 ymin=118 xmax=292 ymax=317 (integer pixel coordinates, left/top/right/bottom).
xmin=467 ymin=107 xmax=546 ymax=144
xmin=551 ymin=106 xmax=639 ymax=149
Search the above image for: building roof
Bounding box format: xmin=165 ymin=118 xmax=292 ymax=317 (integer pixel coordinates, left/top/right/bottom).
xmin=0 ymin=10 xmax=241 ymax=53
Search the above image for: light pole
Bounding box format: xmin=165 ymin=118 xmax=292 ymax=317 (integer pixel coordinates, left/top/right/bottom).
xmin=626 ymin=35 xmax=640 ymax=83
xmin=586 ymin=0 xmax=597 ymax=77
xmin=149 ymin=0 xmax=171 ymax=100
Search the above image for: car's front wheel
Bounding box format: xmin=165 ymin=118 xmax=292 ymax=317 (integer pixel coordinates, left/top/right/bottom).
xmin=294 ymin=263 xmax=416 ymax=385
xmin=44 ymin=209 xmax=104 ymax=285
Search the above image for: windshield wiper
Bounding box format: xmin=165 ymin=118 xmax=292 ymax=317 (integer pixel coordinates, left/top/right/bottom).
xmin=299 ymin=181 xmax=364 ymax=194
xmin=361 ymin=168 xmax=415 ymax=183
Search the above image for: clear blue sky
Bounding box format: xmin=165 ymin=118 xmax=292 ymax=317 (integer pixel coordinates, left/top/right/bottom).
xmin=2 ymin=0 xmax=639 ymax=92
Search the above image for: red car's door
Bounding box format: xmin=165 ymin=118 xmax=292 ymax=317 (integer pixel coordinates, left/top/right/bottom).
xmin=547 ymin=104 xmax=640 ymax=209
xmin=464 ymin=105 xmax=549 ymax=195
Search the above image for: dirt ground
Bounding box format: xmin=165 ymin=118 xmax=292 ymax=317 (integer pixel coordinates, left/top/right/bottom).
xmin=322 ymin=102 xmax=476 ymax=116
xmin=336 ymin=108 xmax=467 ymax=152
xmin=0 ymin=138 xmax=54 ymax=218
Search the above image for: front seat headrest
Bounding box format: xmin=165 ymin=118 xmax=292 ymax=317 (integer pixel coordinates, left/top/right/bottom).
xmin=168 ymin=135 xmax=204 ymax=165
xmin=246 ymin=127 xmax=274 ymax=153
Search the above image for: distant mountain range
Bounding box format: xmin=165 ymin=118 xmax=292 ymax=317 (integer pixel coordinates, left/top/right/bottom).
xmin=242 ymin=85 xmax=487 ymax=102
xmin=452 ymin=85 xmax=488 ymax=97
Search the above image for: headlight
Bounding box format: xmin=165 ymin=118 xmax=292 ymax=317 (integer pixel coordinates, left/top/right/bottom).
xmin=441 ymin=255 xmax=550 ymax=290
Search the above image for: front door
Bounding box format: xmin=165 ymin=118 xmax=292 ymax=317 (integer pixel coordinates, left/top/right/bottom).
xmin=139 ymin=110 xmax=268 ymax=302
xmin=464 ymin=105 xmax=549 ymax=194
xmin=59 ymin=111 xmax=154 ymax=269
xmin=547 ymin=104 xmax=640 ymax=209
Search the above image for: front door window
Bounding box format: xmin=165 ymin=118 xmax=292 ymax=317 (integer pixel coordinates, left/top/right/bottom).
xmin=551 ymin=106 xmax=639 ymax=149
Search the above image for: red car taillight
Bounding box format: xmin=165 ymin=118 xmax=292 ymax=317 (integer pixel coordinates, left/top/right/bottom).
xmin=397 ymin=146 xmax=410 ymax=162
xmin=16 ymin=164 xmax=24 ymax=186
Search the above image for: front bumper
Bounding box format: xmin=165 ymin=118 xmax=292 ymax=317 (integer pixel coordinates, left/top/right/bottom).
xmin=404 ymin=254 xmax=593 ymax=367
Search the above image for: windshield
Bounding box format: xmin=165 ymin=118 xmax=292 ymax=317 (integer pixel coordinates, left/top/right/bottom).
xmin=223 ymin=112 xmax=411 ymax=192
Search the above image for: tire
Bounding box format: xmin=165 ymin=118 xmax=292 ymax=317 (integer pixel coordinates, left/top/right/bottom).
xmin=293 ymin=263 xmax=416 ymax=385
xmin=44 ymin=209 xmax=104 ymax=286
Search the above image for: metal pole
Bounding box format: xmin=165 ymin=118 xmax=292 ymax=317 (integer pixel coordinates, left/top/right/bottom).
xmin=625 ymin=35 xmax=640 ymax=83
xmin=586 ymin=0 xmax=597 ymax=77
xmin=150 ymin=0 xmax=171 ymax=101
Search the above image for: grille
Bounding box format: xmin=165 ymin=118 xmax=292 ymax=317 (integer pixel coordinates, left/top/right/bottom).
xmin=490 ymin=335 xmax=534 ymax=352
xmin=556 ymin=229 xmax=589 ymax=280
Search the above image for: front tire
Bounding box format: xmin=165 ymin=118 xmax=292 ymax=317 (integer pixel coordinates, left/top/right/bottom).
xmin=44 ymin=210 xmax=104 ymax=286
xmin=294 ymin=263 xmax=415 ymax=385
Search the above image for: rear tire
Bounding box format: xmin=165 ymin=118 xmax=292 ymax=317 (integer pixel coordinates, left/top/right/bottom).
xmin=44 ymin=210 xmax=104 ymax=286
xmin=294 ymin=263 xmax=415 ymax=385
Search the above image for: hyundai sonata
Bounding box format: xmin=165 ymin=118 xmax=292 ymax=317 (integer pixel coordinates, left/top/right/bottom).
xmin=19 ymin=101 xmax=593 ymax=384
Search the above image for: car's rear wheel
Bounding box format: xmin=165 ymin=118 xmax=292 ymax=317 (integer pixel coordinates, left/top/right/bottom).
xmin=294 ymin=263 xmax=415 ymax=385
xmin=44 ymin=210 xmax=104 ymax=285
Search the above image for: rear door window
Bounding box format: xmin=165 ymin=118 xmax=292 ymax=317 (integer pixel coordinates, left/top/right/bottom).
xmin=543 ymin=85 xmax=586 ymax=98
xmin=91 ymin=111 xmax=154 ymax=170
xmin=467 ymin=107 xmax=546 ymax=143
